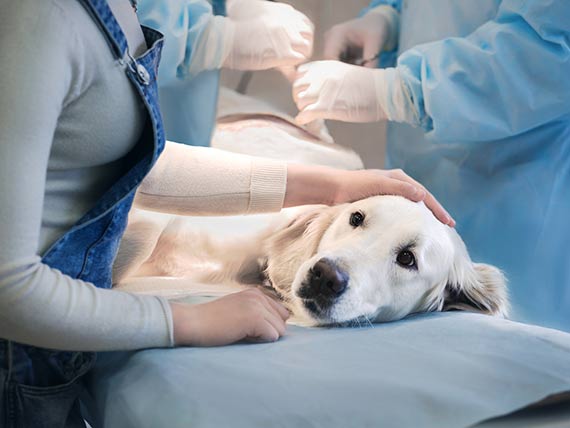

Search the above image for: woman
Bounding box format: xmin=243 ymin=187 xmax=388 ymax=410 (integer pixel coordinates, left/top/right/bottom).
xmin=293 ymin=0 xmax=570 ymax=332
xmin=0 ymin=0 xmax=449 ymax=426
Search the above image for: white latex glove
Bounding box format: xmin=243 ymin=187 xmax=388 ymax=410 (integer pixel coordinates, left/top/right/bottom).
xmin=293 ymin=60 xmax=389 ymax=125
xmin=323 ymin=5 xmax=399 ymax=67
xmin=223 ymin=0 xmax=314 ymax=71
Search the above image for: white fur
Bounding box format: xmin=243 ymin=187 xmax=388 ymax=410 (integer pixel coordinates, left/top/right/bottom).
xmin=114 ymin=196 xmax=508 ymax=326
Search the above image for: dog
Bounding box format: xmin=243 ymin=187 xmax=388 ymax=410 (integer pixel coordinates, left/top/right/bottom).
xmin=113 ymin=195 xmax=508 ymax=326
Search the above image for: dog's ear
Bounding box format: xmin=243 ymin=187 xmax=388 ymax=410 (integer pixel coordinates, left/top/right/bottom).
xmin=442 ymin=230 xmax=509 ymax=317
xmin=444 ymin=262 xmax=509 ymax=317
xmin=270 ymin=206 xmax=334 ymax=251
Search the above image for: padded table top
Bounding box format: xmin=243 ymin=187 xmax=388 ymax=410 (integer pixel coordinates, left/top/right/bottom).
xmin=85 ymin=307 xmax=570 ymax=428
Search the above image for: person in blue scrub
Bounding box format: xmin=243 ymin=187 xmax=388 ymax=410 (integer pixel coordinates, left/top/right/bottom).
xmin=137 ymin=0 xmax=314 ymax=147
xmin=292 ymin=0 xmax=570 ymax=331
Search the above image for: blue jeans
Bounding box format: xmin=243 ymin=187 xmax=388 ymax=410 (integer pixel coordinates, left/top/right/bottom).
xmin=0 ymin=342 xmax=95 ymax=428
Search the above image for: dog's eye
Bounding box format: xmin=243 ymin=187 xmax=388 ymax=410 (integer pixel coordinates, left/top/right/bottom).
xmin=396 ymin=250 xmax=416 ymax=269
xmin=349 ymin=211 xmax=365 ymax=228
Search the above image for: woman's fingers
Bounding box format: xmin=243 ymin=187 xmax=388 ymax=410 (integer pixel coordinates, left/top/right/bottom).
xmin=422 ymin=191 xmax=454 ymax=226
xmin=245 ymin=308 xmax=286 ymax=343
xmin=242 ymin=289 xmax=288 ymax=343
xmin=263 ymin=307 xmax=287 ymax=337
xmin=262 ymin=293 xmax=291 ymax=321
xmin=245 ymin=323 xmax=280 ymax=343
xmin=387 ymin=169 xmax=455 ymax=226
xmin=379 ymin=177 xmax=425 ymax=202
xmin=332 ymin=169 xmax=455 ymax=227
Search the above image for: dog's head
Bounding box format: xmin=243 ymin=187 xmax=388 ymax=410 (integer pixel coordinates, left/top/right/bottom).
xmin=264 ymin=196 xmax=508 ymax=326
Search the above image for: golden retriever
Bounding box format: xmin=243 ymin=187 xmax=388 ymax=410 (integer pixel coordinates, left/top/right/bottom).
xmin=113 ymin=195 xmax=508 ymax=326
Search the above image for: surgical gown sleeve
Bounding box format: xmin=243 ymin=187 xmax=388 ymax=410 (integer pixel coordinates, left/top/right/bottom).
xmin=136 ymin=0 xmax=229 ymax=82
xmin=362 ymin=0 xmax=401 ymax=14
xmin=388 ymin=0 xmax=570 ymax=142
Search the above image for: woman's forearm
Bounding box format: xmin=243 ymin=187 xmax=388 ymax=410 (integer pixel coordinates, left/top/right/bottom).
xmin=135 ymin=142 xmax=287 ymax=215
xmin=0 ymin=261 xmax=173 ymax=351
xmin=137 ymin=142 xmax=452 ymax=224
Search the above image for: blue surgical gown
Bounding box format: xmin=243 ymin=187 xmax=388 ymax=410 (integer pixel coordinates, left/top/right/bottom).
xmin=364 ymin=0 xmax=570 ymax=331
xmin=137 ymin=0 xmax=226 ymax=146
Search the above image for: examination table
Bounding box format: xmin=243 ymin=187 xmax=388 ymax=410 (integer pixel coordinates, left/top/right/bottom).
xmin=83 ymin=88 xmax=570 ymax=428
xmin=84 ymin=305 xmax=570 ymax=428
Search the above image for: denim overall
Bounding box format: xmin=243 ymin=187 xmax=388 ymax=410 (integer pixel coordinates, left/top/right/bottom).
xmin=0 ymin=1 xmax=165 ymax=426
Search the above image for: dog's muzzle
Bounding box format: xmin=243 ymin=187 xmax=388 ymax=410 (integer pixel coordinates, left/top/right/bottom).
xmin=297 ymin=258 xmax=349 ymax=317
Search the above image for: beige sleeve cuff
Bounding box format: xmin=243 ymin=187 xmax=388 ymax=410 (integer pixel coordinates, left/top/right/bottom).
xmin=134 ymin=141 xmax=287 ymax=216
xmin=156 ymin=295 xmax=175 ymax=347
xmin=248 ymin=158 xmax=287 ymax=213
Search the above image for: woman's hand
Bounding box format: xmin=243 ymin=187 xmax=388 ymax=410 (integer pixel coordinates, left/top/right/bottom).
xmin=284 ymin=164 xmax=455 ymax=227
xmin=170 ymin=288 xmax=290 ymax=347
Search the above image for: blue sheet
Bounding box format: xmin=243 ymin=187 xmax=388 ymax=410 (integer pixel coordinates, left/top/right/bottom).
xmin=84 ymin=307 xmax=570 ymax=428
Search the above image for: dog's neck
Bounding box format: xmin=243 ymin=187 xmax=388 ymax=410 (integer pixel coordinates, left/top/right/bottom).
xmin=256 ymin=259 xmax=288 ymax=302
xmin=261 ymin=261 xmax=280 ymax=297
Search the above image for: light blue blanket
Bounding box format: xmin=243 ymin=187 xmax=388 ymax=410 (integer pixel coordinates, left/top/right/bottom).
xmin=84 ymin=310 xmax=570 ymax=428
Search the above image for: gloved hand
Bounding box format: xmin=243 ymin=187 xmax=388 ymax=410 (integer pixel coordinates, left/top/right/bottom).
xmin=293 ymin=60 xmax=390 ymax=124
xmin=323 ymin=5 xmax=399 ymax=67
xmin=223 ymin=0 xmax=314 ymax=71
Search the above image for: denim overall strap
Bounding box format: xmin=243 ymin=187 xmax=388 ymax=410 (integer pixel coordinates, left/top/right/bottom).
xmin=1 ymin=1 xmax=166 ymax=427
xmin=42 ymin=0 xmax=166 ymax=288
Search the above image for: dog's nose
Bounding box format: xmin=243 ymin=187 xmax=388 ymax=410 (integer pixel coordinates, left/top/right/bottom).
xmin=307 ymin=258 xmax=348 ymax=298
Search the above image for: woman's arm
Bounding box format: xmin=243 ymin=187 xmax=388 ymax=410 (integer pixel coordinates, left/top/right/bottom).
xmin=134 ymin=143 xmax=288 ymax=215
xmin=136 ymin=142 xmax=453 ymax=225
xmin=0 ymin=0 xmax=173 ymax=351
